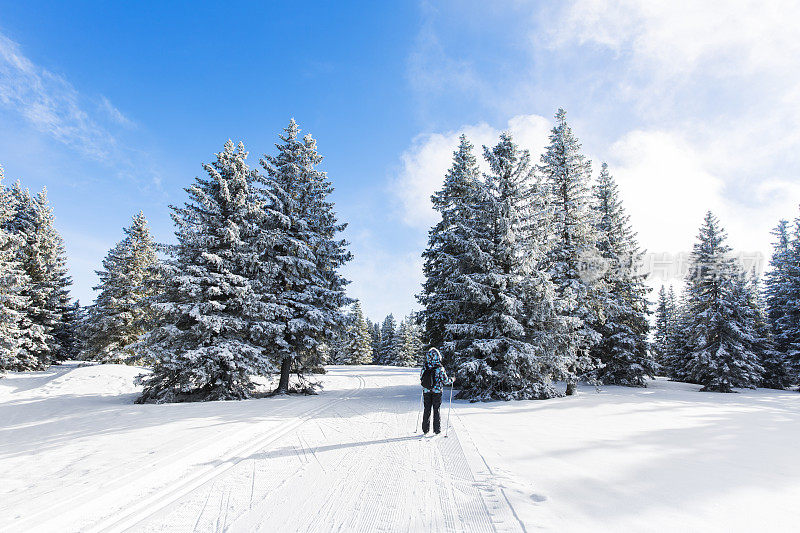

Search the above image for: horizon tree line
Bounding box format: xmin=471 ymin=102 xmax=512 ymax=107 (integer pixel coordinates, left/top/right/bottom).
xmin=325 ymin=308 xmax=424 ymax=366
xmin=3 ymin=111 xmax=799 ymax=401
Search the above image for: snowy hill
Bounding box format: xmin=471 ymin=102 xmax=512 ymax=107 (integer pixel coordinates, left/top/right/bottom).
xmin=1 ymin=363 xmax=799 ymax=532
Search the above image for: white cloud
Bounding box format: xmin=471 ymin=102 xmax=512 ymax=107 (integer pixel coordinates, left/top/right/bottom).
xmin=0 ymin=32 xmax=120 ymax=161
xmin=608 ymin=130 xmax=724 ymax=253
xmin=341 ymin=228 xmax=425 ymax=322
xmin=608 ymin=129 xmax=799 ymax=276
xmin=99 ymin=96 xmax=135 ymax=128
xmin=406 ymin=2 xmax=489 ymax=122
xmin=549 ymin=0 xmax=800 ymax=78
xmin=542 ymin=0 xmax=800 ymax=261
xmin=390 ymin=0 xmax=800 ymax=314
xmin=392 ymin=114 xmax=552 ymax=228
xmin=394 ymin=118 xmax=797 ymax=292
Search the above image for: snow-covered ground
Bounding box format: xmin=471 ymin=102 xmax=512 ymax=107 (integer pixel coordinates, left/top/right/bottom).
xmin=1 ymin=363 xmax=799 ymax=532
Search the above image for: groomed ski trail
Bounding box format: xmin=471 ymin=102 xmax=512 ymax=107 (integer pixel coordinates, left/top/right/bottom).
xmin=5 ymin=368 xmax=365 ymax=533
xmin=87 ymin=374 xmax=368 ymax=533
xmin=129 ymin=367 xmax=523 ymax=532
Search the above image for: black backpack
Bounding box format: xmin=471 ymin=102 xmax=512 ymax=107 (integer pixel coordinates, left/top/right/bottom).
xmin=421 ymin=366 xmax=439 ymax=389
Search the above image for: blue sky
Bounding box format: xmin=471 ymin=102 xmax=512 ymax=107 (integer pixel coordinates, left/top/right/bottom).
xmin=2 ymin=1 xmax=799 ymax=321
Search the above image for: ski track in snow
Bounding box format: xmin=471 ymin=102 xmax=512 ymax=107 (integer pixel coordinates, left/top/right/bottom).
xmin=0 ymin=365 xmax=520 ymax=533
xmin=128 ymin=369 xmax=519 ymax=533
xmin=5 ymin=364 xmax=800 ymax=532
xmin=3 ymin=368 xmax=364 ymax=533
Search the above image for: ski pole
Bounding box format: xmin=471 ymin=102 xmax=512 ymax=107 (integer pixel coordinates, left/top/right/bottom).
xmin=415 ymin=389 xmax=423 ymax=433
xmin=444 ymin=381 xmax=454 ymax=437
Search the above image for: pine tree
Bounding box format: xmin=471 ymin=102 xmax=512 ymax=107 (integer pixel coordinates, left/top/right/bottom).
xmin=391 ymin=318 xmax=408 ymax=365
xmin=58 ymin=300 xmax=85 ymax=360
xmin=765 ymin=216 xmax=800 ymax=388
xmin=731 ymin=271 xmax=769 ymax=381
xmin=418 ymin=135 xmax=485 ymax=370
xmin=0 ymin=166 xmax=18 ymax=369
xmin=749 ymin=273 xmax=787 ymax=389
xmin=453 ymin=133 xmax=568 ymax=400
xmin=667 ymin=288 xmax=694 ymax=382
xmin=654 ymin=285 xmax=670 ymax=368
xmin=369 ymin=321 xmax=382 ymax=364
xmin=385 ymin=316 xmax=421 ymax=367
xmin=35 ymin=189 xmax=73 ymax=361
xmin=780 ymin=216 xmax=800 ymax=386
xmin=0 ymin=167 xmax=36 ymax=372
xmin=764 ymin=220 xmax=791 ymax=357
xmin=591 ymin=163 xmax=654 ymax=386
xmin=325 ymin=319 xmax=351 ymax=365
xmin=378 ymin=314 xmax=396 ymax=364
xmin=6 ymin=184 xmax=71 ymax=369
xmin=135 ymin=141 xmax=276 ymax=402
xmin=666 ymin=285 xmax=678 ymax=361
xmin=258 ymin=120 xmax=353 ymax=392
xmin=397 ymin=316 xmax=423 ymax=366
xmin=83 ymin=212 xmax=160 ymax=363
xmin=681 ymin=212 xmax=763 ymax=392
xmin=538 ymin=108 xmax=603 ymax=395
xmin=346 ymin=302 xmax=373 ymax=364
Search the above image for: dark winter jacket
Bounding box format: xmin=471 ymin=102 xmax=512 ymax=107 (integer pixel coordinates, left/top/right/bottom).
xmin=420 ymin=349 xmax=449 ymax=393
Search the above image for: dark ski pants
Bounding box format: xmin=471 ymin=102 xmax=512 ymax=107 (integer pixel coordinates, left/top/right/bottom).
xmin=422 ymin=391 xmax=442 ymax=433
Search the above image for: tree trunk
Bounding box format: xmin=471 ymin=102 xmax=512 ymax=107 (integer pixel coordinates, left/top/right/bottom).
xmin=565 ymin=381 xmax=576 ymax=396
xmin=276 ymin=357 xmax=292 ymax=393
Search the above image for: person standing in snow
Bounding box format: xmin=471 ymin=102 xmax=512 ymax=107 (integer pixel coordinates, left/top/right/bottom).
xmin=420 ymin=348 xmax=450 ymax=435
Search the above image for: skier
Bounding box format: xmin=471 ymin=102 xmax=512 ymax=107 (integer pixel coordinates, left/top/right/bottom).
xmin=420 ymin=348 xmax=451 ymax=435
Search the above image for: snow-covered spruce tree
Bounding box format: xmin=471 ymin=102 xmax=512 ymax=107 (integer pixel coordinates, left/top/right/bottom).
xmin=345 ymin=302 xmax=373 ymax=364
xmin=418 ymin=135 xmax=485 ymax=370
xmin=764 ymin=217 xmax=800 ymax=388
xmin=325 ymin=320 xmax=351 ymax=365
xmin=778 ymin=216 xmax=800 ymax=386
xmin=34 ymin=189 xmax=73 ymax=362
xmin=681 ymin=212 xmax=763 ymax=392
xmin=654 ymin=284 xmax=681 ymax=377
xmin=391 ymin=318 xmax=407 ymax=364
xmin=369 ymin=320 xmax=381 ymax=363
xmin=388 ymin=316 xmax=422 ymax=367
xmin=405 ymin=318 xmax=424 ymax=366
xmin=666 ymin=288 xmax=694 ymax=381
xmin=258 ymin=120 xmax=353 ymax=391
xmin=730 ymin=271 xmax=769 ymax=381
xmin=135 ymin=141 xmax=277 ymax=403
xmin=591 ymin=163 xmax=654 ymax=386
xmin=6 ymin=184 xmax=71 ymax=369
xmin=83 ymin=212 xmax=160 ymax=363
xmin=667 ymin=285 xmax=678 ymax=352
xmin=764 ymin=221 xmax=791 ymax=356
xmin=749 ymin=273 xmax=787 ymax=389
xmin=453 ymin=132 xmax=568 ymax=400
xmin=0 ymin=167 xmax=19 ymax=369
xmin=378 ymin=313 xmax=397 ymax=364
xmin=58 ymin=299 xmax=86 ymax=360
xmin=653 ymin=285 xmax=671 ymax=368
xmin=538 ymin=109 xmax=603 ymax=395
xmin=0 ymin=168 xmax=35 ymax=372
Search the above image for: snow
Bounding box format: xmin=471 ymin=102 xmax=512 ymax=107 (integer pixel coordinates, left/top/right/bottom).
xmin=2 ymin=364 xmax=799 ymax=532
xmin=457 ymin=378 xmax=800 ymax=531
